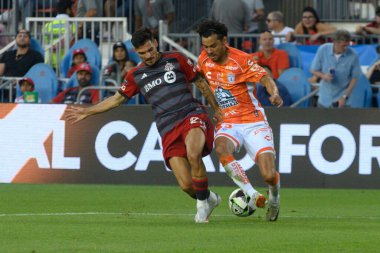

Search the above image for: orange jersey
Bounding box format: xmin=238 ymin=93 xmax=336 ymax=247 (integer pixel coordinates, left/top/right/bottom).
xmin=197 ymin=46 xmax=268 ymax=125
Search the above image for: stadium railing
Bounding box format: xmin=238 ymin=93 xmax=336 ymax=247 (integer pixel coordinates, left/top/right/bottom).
xmin=25 ymin=17 xmax=130 ymax=77
xmin=158 ymin=20 xmax=379 ymax=108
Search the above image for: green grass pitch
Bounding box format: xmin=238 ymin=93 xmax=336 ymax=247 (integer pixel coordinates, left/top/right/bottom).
xmin=0 ymin=184 xmax=379 ymax=253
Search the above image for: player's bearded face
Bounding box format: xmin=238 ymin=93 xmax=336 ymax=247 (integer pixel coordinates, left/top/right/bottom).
xmin=202 ymin=34 xmax=227 ymax=64
xmin=136 ymin=40 xmax=159 ymax=66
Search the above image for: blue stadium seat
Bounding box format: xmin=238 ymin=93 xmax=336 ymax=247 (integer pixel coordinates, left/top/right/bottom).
xmin=30 ymin=38 xmax=44 ymax=59
xmin=276 ymin=43 xmax=303 ymax=69
xmin=16 ymin=63 xmax=58 ymax=103
xmin=277 ymin=67 xmax=311 ymax=107
xmin=348 ymin=74 xmax=373 ymax=108
xmin=60 ymin=52 xmax=71 ymax=78
xmin=71 ymin=39 xmax=102 ymax=69
xmin=62 ymin=64 xmax=101 ymax=90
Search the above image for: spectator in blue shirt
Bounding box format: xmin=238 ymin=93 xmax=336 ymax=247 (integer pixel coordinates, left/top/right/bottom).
xmin=310 ymin=29 xmax=362 ymax=108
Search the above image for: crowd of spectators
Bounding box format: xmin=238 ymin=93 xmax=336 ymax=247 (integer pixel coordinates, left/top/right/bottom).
xmin=0 ymin=1 xmax=379 ymax=107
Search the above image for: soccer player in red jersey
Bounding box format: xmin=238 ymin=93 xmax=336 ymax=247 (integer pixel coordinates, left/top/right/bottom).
xmin=66 ymin=28 xmax=222 ymax=223
xmin=197 ymin=20 xmax=282 ymax=221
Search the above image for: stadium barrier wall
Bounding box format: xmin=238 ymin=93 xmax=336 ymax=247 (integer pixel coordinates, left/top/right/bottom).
xmin=0 ymin=104 xmax=379 ymax=189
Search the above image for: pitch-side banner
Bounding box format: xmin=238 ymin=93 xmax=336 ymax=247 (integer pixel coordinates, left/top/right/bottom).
xmin=0 ymin=104 xmax=379 ymax=189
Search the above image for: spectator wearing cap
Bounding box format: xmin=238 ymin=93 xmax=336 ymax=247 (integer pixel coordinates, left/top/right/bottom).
xmin=0 ymin=29 xmax=44 ymax=77
xmin=104 ymin=41 xmax=137 ymax=84
xmin=15 ymin=77 xmax=42 ymax=103
xmin=67 ymin=48 xmax=88 ymax=78
xmin=52 ymin=62 xmax=99 ymax=104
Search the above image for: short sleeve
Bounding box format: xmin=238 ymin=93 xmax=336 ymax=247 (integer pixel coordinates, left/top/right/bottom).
xmin=243 ymin=56 xmax=267 ymax=83
xmin=118 ymin=72 xmax=140 ymax=98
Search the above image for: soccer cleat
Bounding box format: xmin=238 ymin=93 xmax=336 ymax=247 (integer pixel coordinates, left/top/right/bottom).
xmin=194 ymin=192 xmax=221 ymax=223
xmin=266 ymin=197 xmax=280 ymax=221
xmin=194 ymin=200 xmax=209 ymax=223
xmin=250 ymin=192 xmax=266 ymax=209
xmin=207 ymin=191 xmax=221 ymax=218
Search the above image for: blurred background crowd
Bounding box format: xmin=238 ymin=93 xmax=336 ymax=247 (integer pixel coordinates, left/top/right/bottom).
xmin=0 ymin=0 xmax=379 ymax=108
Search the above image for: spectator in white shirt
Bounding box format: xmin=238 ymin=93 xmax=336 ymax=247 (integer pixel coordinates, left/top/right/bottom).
xmin=266 ymin=11 xmax=294 ymax=45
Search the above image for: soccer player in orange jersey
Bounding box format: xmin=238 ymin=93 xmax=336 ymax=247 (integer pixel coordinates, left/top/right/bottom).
xmin=196 ymin=20 xmax=282 ymax=221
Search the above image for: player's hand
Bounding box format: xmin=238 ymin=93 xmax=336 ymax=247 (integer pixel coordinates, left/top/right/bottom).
xmin=269 ymin=94 xmax=283 ymax=107
xmin=213 ymin=108 xmax=224 ymax=123
xmin=65 ymin=106 xmax=88 ymax=124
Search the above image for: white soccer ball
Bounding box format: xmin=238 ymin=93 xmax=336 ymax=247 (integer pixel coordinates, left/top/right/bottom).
xmin=228 ymin=188 xmax=256 ymax=217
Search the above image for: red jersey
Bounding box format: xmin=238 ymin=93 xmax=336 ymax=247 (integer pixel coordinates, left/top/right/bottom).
xmin=197 ymin=46 xmax=268 ymax=126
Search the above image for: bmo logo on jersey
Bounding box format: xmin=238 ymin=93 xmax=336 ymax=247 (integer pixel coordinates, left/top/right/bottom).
xmin=144 ymin=78 xmax=163 ymax=92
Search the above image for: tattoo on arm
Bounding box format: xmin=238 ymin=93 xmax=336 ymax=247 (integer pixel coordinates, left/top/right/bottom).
xmin=194 ymin=77 xmax=219 ymax=110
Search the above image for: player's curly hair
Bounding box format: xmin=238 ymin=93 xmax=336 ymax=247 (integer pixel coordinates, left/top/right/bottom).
xmin=131 ymin=27 xmax=154 ymax=48
xmin=196 ymin=20 xmax=228 ymax=40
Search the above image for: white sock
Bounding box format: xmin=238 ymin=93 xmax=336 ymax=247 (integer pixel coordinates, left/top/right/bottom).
xmin=268 ymin=176 xmax=280 ymax=202
xmin=224 ymin=160 xmax=258 ymax=197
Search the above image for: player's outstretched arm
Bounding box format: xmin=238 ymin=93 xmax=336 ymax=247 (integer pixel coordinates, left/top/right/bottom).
xmin=194 ymin=76 xmax=223 ymax=123
xmin=66 ymin=92 xmax=127 ymax=124
xmin=260 ymin=75 xmax=283 ymax=107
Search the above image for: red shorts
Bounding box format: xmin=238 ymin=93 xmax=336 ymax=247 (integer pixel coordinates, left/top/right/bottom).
xmin=162 ymin=114 xmax=214 ymax=169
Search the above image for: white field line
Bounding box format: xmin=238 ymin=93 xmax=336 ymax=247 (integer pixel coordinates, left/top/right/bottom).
xmin=0 ymin=212 xmax=379 ymax=220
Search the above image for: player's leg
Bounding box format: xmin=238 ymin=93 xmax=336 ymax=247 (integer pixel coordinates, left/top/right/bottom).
xmin=244 ymin=123 xmax=280 ymax=221
xmin=214 ymin=127 xmax=265 ymax=208
xmin=256 ymin=152 xmax=280 ymax=221
xmin=169 ymin=156 xmax=196 ymax=199
xmin=185 ymin=126 xmax=221 ymax=223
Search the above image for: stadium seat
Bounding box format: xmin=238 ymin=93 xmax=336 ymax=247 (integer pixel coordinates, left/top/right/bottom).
xmin=276 ymin=43 xmax=303 ymax=69
xmin=348 ymin=74 xmax=373 ymax=108
xmin=62 ymin=64 xmax=101 ymax=90
xmin=30 ymin=38 xmax=45 ymax=59
xmin=277 ymin=68 xmax=311 ymax=107
xmin=16 ymin=63 xmax=58 ymax=103
xmin=60 ymin=39 xmax=102 ymax=77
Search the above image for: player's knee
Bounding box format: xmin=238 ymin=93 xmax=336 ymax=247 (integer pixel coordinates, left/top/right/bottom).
xmin=186 ymin=152 xmax=202 ymax=167
xmin=214 ymin=143 xmax=229 ymax=158
xmin=263 ymin=171 xmax=276 ymax=185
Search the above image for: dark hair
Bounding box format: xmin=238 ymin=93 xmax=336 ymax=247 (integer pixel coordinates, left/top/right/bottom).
xmin=131 ymin=27 xmax=154 ymax=48
xmin=17 ymin=28 xmax=30 ymax=38
xmin=112 ymin=41 xmax=129 ymax=61
xmin=57 ymin=0 xmax=72 ymax=14
xmin=196 ymin=19 xmax=228 ymax=40
xmin=301 ymin=6 xmax=320 ymax=33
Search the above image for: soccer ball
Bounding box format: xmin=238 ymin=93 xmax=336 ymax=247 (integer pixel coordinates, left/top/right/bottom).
xmin=228 ymin=188 xmax=256 ymax=217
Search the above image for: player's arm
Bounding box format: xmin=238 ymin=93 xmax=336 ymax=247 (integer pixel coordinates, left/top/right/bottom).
xmin=194 ymin=76 xmax=223 ymax=122
xmin=260 ymin=75 xmax=283 ymax=107
xmin=66 ymin=92 xmax=127 ymax=124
